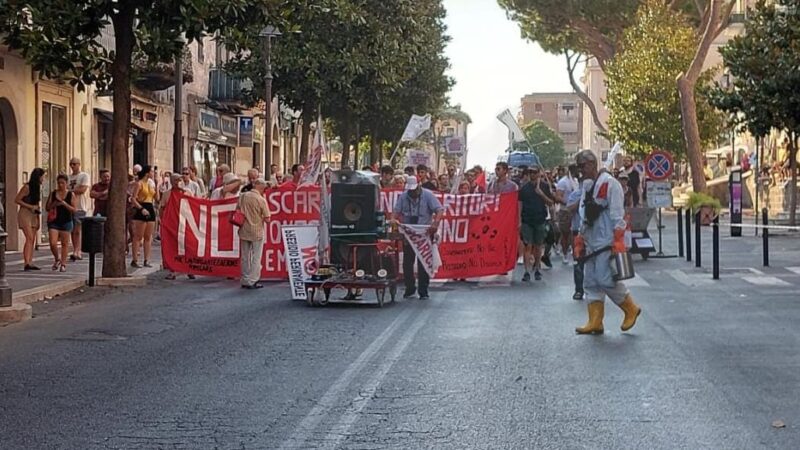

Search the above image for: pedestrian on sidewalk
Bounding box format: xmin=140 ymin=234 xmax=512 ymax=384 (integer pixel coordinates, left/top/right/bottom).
xmin=161 ymin=173 xmax=196 ymax=281
xmin=392 ymin=176 xmax=444 ymax=300
xmin=238 ymin=179 xmax=271 ymax=289
xmin=573 ymin=150 xmax=642 ymax=335
xmin=90 ymin=169 xmax=111 ymax=217
xmin=15 ymin=167 xmax=45 ymax=271
xmin=46 ymin=174 xmax=77 ymax=272
xmin=130 ymin=165 xmax=156 ymax=268
xmin=68 ymin=157 xmax=91 ymax=262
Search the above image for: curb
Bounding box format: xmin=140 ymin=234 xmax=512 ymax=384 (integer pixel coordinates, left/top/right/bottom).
xmin=0 ymin=303 xmax=33 ymax=325
xmin=96 ymin=276 xmax=147 ymax=287
xmin=13 ymin=279 xmax=87 ymax=305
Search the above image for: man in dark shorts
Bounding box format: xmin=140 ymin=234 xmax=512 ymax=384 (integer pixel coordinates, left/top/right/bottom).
xmin=518 ymin=166 xmax=555 ymax=281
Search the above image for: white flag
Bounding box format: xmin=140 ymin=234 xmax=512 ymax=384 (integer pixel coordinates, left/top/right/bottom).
xmin=300 ymin=115 xmax=325 ymax=186
xmin=496 ymin=109 xmax=527 ymax=143
xmin=398 ymin=223 xmax=442 ymax=277
xmin=400 ymin=114 xmax=432 ymax=142
xmin=604 ymin=142 xmax=622 ymax=169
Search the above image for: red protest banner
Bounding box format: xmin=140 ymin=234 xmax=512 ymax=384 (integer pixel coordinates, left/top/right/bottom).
xmin=161 ymin=187 xmax=519 ymax=280
xmin=380 ymin=190 xmax=519 ymax=279
xmin=160 ymin=185 xmax=322 ymax=279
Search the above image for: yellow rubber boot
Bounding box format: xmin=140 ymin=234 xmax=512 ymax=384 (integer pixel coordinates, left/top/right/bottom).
xmin=619 ymin=294 xmax=641 ymax=331
xmin=575 ymin=301 xmax=604 ymax=335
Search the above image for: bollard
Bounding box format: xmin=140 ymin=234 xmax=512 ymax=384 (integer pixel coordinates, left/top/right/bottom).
xmin=81 ymin=216 xmax=106 ymax=287
xmin=695 ymin=211 xmax=702 ymax=268
xmin=762 ymin=208 xmax=769 ymax=267
xmin=677 ymin=207 xmax=684 ymax=258
xmin=0 ymin=229 xmax=11 ymax=307
xmin=712 ymin=216 xmax=720 ymax=280
xmin=685 ymin=208 xmax=692 ymax=262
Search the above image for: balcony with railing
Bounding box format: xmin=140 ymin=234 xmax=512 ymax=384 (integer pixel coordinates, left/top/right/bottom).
xmin=208 ymin=69 xmax=252 ymax=102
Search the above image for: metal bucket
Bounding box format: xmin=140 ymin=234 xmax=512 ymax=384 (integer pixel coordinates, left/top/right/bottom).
xmin=611 ymin=251 xmax=636 ymax=281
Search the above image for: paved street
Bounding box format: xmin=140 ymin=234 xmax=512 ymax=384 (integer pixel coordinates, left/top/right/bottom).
xmin=1 ymin=218 xmax=798 ymax=449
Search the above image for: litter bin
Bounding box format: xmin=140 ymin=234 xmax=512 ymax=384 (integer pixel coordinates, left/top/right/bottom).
xmin=80 ymin=215 xmax=106 ymax=286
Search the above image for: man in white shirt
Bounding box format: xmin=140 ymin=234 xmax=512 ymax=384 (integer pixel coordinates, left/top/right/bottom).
xmin=555 ymin=164 xmax=580 ymax=263
xmin=68 ymin=157 xmax=91 ymax=261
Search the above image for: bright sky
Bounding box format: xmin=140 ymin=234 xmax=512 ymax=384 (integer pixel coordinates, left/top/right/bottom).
xmin=443 ymin=0 xmax=575 ymax=169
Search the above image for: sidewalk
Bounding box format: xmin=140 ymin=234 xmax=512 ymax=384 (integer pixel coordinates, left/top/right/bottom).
xmin=6 ymin=242 xmax=162 ymax=305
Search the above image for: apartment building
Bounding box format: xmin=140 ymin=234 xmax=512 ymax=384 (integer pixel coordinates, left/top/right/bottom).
xmin=519 ymin=93 xmax=583 ymax=158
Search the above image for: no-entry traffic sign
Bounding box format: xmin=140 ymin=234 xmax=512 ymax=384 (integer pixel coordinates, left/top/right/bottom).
xmin=645 ymin=150 xmax=674 ymax=181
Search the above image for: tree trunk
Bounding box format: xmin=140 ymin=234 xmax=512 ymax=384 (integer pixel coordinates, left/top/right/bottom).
xmin=677 ymin=77 xmax=707 ymax=193
xmin=299 ymin=107 xmax=313 ymax=164
xmin=369 ymin=136 xmax=381 ymax=167
xmin=103 ymin=7 xmax=135 ymax=278
xmin=790 ymin=134 xmax=797 ymax=226
xmin=352 ymin=122 xmax=360 ymax=169
xmin=565 ymin=52 xmax=607 ymax=135
xmin=677 ymin=0 xmax=724 ymax=194
xmin=339 ymin=112 xmax=353 ymax=168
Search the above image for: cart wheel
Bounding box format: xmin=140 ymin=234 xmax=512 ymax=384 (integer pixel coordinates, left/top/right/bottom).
xmin=376 ymin=288 xmax=385 ymax=308
xmin=389 ymin=284 xmax=397 ymax=303
xmin=319 ymin=288 xmax=331 ymax=306
xmin=306 ymin=287 xmax=317 ymax=307
xmin=641 ymin=252 xmax=650 ymax=261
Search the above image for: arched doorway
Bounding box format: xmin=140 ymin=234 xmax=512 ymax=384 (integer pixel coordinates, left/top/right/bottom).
xmin=0 ymin=98 xmax=20 ymax=250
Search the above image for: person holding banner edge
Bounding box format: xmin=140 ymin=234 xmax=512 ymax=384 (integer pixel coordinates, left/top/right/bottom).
xmin=392 ymin=176 xmax=444 ymax=300
xmin=573 ymin=150 xmax=642 ymax=335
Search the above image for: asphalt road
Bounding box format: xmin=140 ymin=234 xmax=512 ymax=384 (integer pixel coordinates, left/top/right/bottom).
xmin=1 ymin=239 xmax=799 ymax=449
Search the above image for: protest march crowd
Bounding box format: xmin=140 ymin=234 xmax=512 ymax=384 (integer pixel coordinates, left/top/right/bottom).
xmin=15 ymin=146 xmax=642 ymax=334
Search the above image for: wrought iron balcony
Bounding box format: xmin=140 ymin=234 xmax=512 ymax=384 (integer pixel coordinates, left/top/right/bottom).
xmin=209 ymin=69 xmax=251 ymax=102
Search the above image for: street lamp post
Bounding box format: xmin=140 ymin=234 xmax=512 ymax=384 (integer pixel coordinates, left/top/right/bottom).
xmin=173 ymin=35 xmax=186 ymax=172
xmin=260 ymin=26 xmax=281 ymax=172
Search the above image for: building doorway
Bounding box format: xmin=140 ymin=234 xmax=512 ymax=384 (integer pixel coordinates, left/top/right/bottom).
xmin=133 ymin=129 xmax=149 ymax=167
xmin=0 ymin=97 xmax=20 ymax=249
xmin=0 ymin=108 xmax=6 ymax=230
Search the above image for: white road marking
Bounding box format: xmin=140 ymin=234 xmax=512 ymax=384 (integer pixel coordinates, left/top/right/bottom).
xmin=279 ymin=309 xmax=415 ymax=449
xmin=787 ymin=267 xmax=800 ymax=276
xmin=742 ymin=276 xmax=792 ymax=287
xmin=667 ymin=269 xmax=713 ymax=287
xmin=625 ymin=274 xmax=650 ymax=287
xmin=321 ymin=308 xmax=432 ymax=449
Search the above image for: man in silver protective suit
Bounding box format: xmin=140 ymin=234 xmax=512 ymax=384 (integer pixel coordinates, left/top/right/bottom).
xmin=573 ymin=150 xmax=641 ymax=335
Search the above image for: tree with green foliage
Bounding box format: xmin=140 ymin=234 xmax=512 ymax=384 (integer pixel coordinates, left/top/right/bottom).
xmin=499 ymin=0 xmax=737 ymax=192
xmin=225 ymin=0 xmax=451 ymax=167
xmin=0 ymin=0 xmax=283 ymax=277
xmin=513 ymin=121 xmax=566 ymax=169
xmin=606 ymin=1 xmax=723 ymax=160
xmin=710 ymin=0 xmax=800 ymax=225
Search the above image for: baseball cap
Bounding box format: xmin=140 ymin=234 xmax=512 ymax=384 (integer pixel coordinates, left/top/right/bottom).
xmin=405 ymin=175 xmax=419 ymax=191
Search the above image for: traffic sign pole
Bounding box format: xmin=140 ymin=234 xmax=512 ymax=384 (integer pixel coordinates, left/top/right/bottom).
xmin=645 ymin=150 xmax=677 ymax=259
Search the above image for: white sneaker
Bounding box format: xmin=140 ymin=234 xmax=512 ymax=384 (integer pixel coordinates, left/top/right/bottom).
xmin=562 ymin=254 xmax=570 ymax=265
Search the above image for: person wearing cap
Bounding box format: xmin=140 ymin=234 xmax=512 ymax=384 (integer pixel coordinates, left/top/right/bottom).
xmin=573 ymin=150 xmax=641 ymax=335
xmin=392 ymin=175 xmax=444 ymax=300
xmin=238 ymin=178 xmax=271 ymax=289
xmin=210 ymin=173 xmax=242 ymax=200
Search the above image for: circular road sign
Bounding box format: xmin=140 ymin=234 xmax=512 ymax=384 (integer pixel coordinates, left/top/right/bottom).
xmin=645 ymin=150 xmax=674 ymax=181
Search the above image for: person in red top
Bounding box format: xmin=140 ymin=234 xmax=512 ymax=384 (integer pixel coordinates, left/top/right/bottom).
xmin=280 ymin=164 xmax=305 ymax=190
xmin=89 ymin=169 xmax=111 ymax=217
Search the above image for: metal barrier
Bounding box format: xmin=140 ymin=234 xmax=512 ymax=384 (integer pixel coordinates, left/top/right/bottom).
xmin=707 ymin=207 xmax=800 ymax=279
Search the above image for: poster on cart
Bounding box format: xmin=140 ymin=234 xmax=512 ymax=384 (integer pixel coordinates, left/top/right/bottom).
xmin=282 ymin=225 xmax=320 ymax=300
xmin=161 ymin=188 xmax=519 ymax=280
